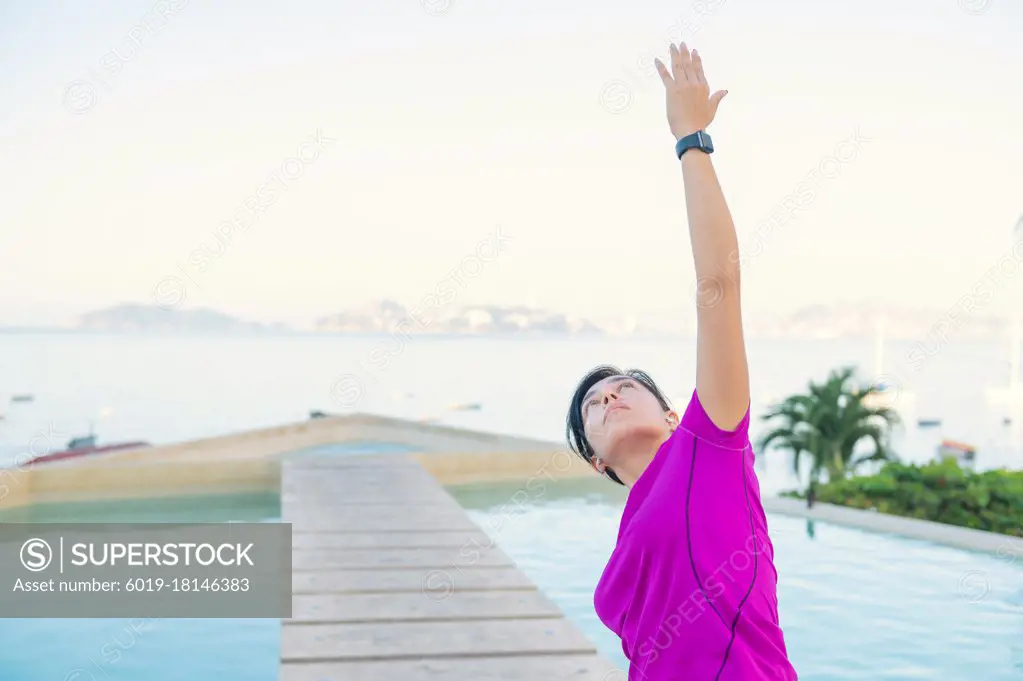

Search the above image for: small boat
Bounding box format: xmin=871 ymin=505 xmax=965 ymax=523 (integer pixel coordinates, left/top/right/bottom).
xmin=917 ymin=418 xmax=942 ymax=427
xmin=24 ymin=434 xmax=150 ymax=467
xmin=936 ymin=439 xmax=976 ymax=464
xmin=10 ymin=394 xmax=34 ymax=403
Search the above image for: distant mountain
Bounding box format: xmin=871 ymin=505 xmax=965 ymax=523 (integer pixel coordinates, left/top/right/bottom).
xmin=312 ymin=299 xmax=410 ymax=334
xmin=315 ymin=300 xmax=607 ymax=336
xmin=50 ymin=299 xmax=1019 ymax=339
xmin=76 ymin=304 xmax=291 ymax=333
xmin=746 ymin=301 xmax=1013 ymax=340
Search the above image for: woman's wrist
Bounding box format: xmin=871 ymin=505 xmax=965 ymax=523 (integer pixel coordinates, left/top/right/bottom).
xmin=673 ymin=125 xmax=704 ymax=141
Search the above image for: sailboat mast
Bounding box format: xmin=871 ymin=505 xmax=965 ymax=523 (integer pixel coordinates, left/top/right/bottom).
xmin=874 ymin=316 xmax=885 ymax=378
xmin=1012 ymin=216 xmax=1023 ymax=393
xmin=1011 ymin=317 xmax=1022 ymax=392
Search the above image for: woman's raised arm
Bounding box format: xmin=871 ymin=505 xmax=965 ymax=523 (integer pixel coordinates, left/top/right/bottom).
xmin=655 ymin=43 xmax=749 ymax=431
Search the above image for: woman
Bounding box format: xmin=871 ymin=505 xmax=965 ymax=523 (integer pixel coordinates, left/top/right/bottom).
xmin=566 ymin=44 xmax=798 ymax=680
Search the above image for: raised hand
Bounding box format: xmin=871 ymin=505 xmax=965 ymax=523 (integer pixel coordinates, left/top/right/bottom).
xmin=654 ymin=43 xmax=728 ymax=140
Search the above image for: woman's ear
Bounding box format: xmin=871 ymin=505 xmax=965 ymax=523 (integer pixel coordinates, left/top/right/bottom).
xmin=593 ymin=457 xmax=617 ymax=482
xmin=665 ymin=411 xmax=679 ymax=430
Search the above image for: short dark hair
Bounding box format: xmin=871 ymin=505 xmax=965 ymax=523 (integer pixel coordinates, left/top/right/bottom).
xmin=565 ymin=365 xmax=673 ymax=486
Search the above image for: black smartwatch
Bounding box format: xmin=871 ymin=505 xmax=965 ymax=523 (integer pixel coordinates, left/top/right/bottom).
xmin=674 ymin=130 xmax=713 ymax=159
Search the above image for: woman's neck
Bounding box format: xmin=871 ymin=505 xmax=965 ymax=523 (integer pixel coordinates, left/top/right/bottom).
xmin=613 ymin=432 xmax=672 ymax=488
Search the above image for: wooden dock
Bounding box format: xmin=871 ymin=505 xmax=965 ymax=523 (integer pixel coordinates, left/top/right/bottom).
xmin=279 ymin=454 xmax=621 ymax=680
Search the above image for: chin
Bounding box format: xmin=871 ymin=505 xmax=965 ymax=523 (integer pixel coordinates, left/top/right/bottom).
xmin=603 ymin=419 xmax=664 ymax=456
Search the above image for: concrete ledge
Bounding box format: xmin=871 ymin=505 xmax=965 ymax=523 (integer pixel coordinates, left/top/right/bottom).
xmin=0 ymin=458 xmax=279 ymax=510
xmin=35 ymin=458 xmax=277 ymax=498
xmin=0 ymin=470 xmax=32 ymax=510
xmin=764 ymin=496 xmax=1023 ymax=558
xmin=412 ymin=449 xmax=595 ymax=486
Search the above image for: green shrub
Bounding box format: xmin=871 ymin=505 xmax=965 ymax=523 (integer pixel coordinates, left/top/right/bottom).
xmin=789 ymin=458 xmax=1023 ymax=537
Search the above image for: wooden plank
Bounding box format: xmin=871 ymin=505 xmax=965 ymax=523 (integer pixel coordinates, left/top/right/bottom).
xmin=292 ymin=567 xmax=536 ymax=594
xmin=282 ymin=472 xmax=439 ymax=490
xmin=292 ymin=546 xmax=513 ymax=570
xmin=282 ymin=482 xmax=440 ymax=495
xmin=291 ymin=530 xmax=491 ymax=550
xmin=280 ymin=470 xmax=439 ymax=484
xmin=279 ymin=654 xmax=623 ymax=681
xmin=282 ymin=475 xmax=451 ymax=489
xmin=284 ymin=449 xmax=415 ymax=466
xmin=282 ymin=462 xmax=429 ymax=476
xmin=283 ymin=467 xmax=423 ymax=480
xmin=281 ymin=491 xmax=451 ymax=505
xmin=283 ymin=502 xmax=458 ymax=512
xmin=284 ymin=512 xmax=481 ymax=532
xmin=280 ymin=618 xmax=597 ymax=661
xmin=282 ymin=491 xmax=461 ymax=509
xmin=283 ymin=499 xmax=464 ymax=516
xmin=282 ymin=469 xmax=434 ymax=480
xmin=288 ymin=590 xmax=562 ymax=623
xmin=281 ymin=493 xmax=460 ymax=507
xmin=284 ymin=508 xmax=473 ymax=523
xmin=283 ymin=506 xmax=469 ymax=525
xmin=283 ymin=480 xmax=441 ymax=492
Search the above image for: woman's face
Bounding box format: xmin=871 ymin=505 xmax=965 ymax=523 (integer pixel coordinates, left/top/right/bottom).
xmin=581 ymin=375 xmax=672 ymax=467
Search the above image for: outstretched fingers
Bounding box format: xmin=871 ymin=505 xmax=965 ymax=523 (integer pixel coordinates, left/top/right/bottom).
xmin=655 ymin=42 xmax=725 ymax=138
xmin=654 ymin=58 xmax=674 ymax=87
xmin=672 ymin=43 xmax=694 ymax=83
xmin=691 ymin=49 xmax=707 ymax=86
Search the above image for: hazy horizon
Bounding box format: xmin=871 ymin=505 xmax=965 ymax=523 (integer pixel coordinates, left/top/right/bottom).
xmin=5 ymin=297 xmax=1022 ymax=341
xmin=2 ymin=0 xmax=1021 ymax=329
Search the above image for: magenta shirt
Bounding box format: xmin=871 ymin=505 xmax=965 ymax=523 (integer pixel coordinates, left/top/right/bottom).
xmin=594 ymin=390 xmax=798 ymax=680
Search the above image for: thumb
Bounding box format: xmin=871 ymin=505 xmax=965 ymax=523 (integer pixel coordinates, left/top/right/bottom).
xmin=710 ymin=89 xmax=728 ymax=114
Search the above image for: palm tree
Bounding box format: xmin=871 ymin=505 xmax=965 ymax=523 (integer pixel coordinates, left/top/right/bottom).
xmin=758 ymin=366 xmax=900 ymax=492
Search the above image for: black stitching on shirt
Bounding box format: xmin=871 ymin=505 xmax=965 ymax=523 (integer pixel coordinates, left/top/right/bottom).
xmin=685 ymin=438 xmax=728 ymax=630
xmin=713 ymin=444 xmax=760 ymax=681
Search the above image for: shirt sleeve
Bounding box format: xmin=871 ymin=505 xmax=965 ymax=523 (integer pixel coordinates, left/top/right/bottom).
xmin=679 ymin=388 xmax=750 ymax=450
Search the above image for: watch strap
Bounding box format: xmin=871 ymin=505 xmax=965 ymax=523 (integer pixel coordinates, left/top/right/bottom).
xmin=675 ymin=130 xmax=714 ymax=159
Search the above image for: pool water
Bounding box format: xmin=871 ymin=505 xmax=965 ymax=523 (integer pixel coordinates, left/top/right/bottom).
xmin=449 ymin=479 xmax=1023 ymax=681
xmin=0 ymin=492 xmax=281 ymax=681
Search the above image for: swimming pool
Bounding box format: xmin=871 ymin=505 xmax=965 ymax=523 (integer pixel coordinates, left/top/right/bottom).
xmin=0 ymin=492 xmax=281 ymax=681
xmin=4 ymin=478 xmax=1020 ymax=680
xmin=449 ymin=478 xmax=1023 ymax=681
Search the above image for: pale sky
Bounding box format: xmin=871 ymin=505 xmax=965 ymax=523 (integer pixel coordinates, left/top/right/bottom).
xmin=1 ymin=0 xmax=1021 ymax=329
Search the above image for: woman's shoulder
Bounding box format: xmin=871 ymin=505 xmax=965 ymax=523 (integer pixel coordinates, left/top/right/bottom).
xmin=678 ymin=388 xmax=751 ymax=452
